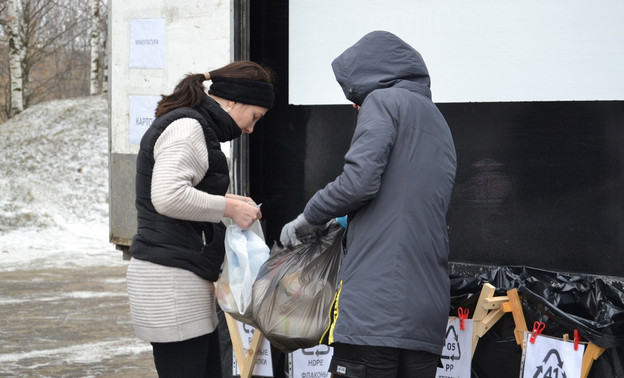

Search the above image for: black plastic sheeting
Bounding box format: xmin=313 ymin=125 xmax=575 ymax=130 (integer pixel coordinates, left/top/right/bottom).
xmin=449 ymin=266 xmax=624 ymax=378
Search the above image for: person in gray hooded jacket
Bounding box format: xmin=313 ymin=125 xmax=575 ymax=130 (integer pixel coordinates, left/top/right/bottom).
xmin=280 ymin=31 xmax=457 ymax=377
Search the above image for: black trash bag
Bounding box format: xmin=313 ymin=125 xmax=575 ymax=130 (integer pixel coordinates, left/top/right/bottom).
xmin=449 ymin=265 xmax=624 ymax=377
xmin=252 ymin=221 xmax=344 ymax=353
xmin=588 ymin=346 xmax=624 ymax=378
xmin=471 ymin=315 xmax=522 ymax=378
xmin=518 ymin=268 xmax=624 ymax=349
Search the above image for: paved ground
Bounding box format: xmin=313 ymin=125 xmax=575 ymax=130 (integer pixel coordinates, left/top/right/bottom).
xmin=0 ymin=264 xmax=157 ymax=377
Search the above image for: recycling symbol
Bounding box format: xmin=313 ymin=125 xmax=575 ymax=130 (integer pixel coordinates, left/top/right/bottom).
xmin=301 ymin=345 xmax=331 ymax=356
xmin=440 ymin=325 xmax=462 ymax=361
xmin=532 ymin=349 xmax=569 ymax=378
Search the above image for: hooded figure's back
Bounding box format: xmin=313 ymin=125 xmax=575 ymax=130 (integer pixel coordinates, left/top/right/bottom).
xmin=331 ymin=30 xmax=432 ymax=106
xmin=305 ymin=31 xmax=457 ymax=354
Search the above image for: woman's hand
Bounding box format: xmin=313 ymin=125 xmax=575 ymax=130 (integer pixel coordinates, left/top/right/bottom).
xmin=224 ymin=197 xmax=262 ymax=230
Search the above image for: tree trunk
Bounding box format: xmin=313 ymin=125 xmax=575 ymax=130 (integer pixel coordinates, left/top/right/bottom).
xmin=8 ymin=0 xmax=24 ymax=117
xmin=89 ymin=0 xmax=101 ymax=95
xmin=102 ymin=29 xmax=109 ymax=94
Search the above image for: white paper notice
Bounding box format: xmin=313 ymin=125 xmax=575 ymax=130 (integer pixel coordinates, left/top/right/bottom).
xmin=129 ymin=18 xmax=166 ymax=69
xmin=436 ymin=318 xmax=473 ymax=378
xmin=521 ymin=332 xmax=585 ymax=378
xmin=232 ymin=321 xmax=273 ymax=377
xmin=290 ymin=345 xmax=333 ymax=378
xmin=128 ymin=95 xmax=160 ymax=144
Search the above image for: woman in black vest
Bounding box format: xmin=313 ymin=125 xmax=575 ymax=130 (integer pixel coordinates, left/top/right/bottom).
xmin=127 ymin=61 xmax=276 ymax=377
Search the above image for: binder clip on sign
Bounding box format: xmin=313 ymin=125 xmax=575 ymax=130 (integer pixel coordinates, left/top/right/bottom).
xmin=458 ymin=307 xmax=469 ymax=331
xmin=529 ymin=321 xmax=545 ymax=344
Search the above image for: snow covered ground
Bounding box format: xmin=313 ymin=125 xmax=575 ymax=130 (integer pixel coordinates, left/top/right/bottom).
xmin=0 ymin=96 xmax=155 ymax=377
xmin=0 ymin=96 xmax=123 ymax=271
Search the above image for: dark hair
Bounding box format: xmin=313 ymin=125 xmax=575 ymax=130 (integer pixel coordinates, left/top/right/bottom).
xmin=155 ymin=61 xmax=277 ymax=117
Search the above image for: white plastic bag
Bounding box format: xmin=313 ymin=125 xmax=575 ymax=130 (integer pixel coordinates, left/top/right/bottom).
xmin=216 ymin=222 xmax=270 ymax=325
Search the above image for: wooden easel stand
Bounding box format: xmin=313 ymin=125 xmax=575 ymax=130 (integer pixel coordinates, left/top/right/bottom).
xmin=225 ymin=313 xmax=265 ymax=378
xmin=470 ymin=283 xmax=606 ymax=378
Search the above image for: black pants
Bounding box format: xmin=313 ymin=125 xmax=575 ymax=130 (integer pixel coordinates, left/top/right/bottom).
xmin=329 ymin=343 xmax=440 ymax=378
xmin=151 ymin=330 xmax=222 ymax=378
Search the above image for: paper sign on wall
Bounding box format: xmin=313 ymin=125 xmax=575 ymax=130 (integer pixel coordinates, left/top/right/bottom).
xmin=521 ymin=332 xmax=585 ymax=378
xmin=129 ymin=18 xmax=166 ymax=69
xmin=128 ymin=95 xmax=160 ymax=144
xmin=289 ymin=345 xmax=333 ymax=378
xmin=232 ymin=321 xmax=273 ymax=377
xmin=436 ymin=318 xmax=473 ymax=378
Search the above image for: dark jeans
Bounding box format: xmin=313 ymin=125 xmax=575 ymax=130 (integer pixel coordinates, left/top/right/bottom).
xmin=151 ymin=329 xmax=222 ymax=378
xmin=329 ymin=343 xmax=440 ymax=378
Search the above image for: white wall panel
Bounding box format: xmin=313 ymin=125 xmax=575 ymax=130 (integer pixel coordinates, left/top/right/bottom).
xmin=289 ymin=0 xmax=624 ymax=104
xmin=109 ymin=0 xmax=232 ymax=154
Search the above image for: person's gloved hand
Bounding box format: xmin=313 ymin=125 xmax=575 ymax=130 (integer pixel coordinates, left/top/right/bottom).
xmin=279 ymin=213 xmax=326 ymax=248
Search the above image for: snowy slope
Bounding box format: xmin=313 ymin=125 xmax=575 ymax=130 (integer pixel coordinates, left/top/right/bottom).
xmin=0 ymin=95 xmax=125 ymax=271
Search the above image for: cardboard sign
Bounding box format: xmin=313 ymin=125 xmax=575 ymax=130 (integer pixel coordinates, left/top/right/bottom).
xmin=436 ymin=318 xmax=473 ymax=378
xmin=521 ymin=331 xmax=585 ymax=378
xmin=289 ymin=345 xmax=333 ymax=378
xmin=232 ymin=322 xmax=273 ymax=377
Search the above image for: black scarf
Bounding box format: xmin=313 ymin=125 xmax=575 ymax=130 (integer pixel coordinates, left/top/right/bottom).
xmin=195 ymin=95 xmax=242 ymax=142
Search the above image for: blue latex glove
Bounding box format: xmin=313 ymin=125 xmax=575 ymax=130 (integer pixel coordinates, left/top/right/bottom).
xmin=336 ymin=215 xmax=348 ymax=229
xmin=279 ymin=213 xmax=326 ymax=248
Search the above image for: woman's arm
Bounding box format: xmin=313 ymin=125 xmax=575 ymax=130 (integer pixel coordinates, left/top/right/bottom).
xmin=151 ymin=118 xmax=261 ymax=229
xmin=151 ymin=118 xmax=226 ymax=222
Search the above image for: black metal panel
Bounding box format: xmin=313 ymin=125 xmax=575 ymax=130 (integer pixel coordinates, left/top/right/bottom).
xmin=248 ymin=102 xmax=356 ymax=244
xmin=249 ymin=0 xmax=624 ymax=276
xmin=443 ymin=101 xmax=624 ymax=276
xmin=248 ymin=0 xmax=357 ymax=242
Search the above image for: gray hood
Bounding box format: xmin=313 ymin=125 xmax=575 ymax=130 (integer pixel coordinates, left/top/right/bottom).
xmin=331 ymin=30 xmax=431 ymax=106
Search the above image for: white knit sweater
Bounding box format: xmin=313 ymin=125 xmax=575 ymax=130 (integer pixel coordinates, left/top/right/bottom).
xmin=126 ymin=118 xmax=226 ymax=343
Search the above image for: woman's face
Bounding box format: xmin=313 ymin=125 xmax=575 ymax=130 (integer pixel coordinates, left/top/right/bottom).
xmin=229 ymin=103 xmax=268 ymax=134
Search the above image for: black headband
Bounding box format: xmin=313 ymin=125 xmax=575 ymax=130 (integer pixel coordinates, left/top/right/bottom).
xmin=209 ymin=77 xmax=275 ymax=109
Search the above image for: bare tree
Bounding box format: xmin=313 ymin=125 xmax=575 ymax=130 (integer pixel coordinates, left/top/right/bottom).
xmin=100 ymin=1 xmax=108 ymax=94
xmin=0 ymin=0 xmax=108 ymax=121
xmin=89 ymin=0 xmax=100 ymax=95
xmin=24 ymin=0 xmax=93 ymax=106
xmin=8 ymin=0 xmax=23 ymax=117
xmin=0 ymin=2 xmax=6 ymax=23
xmin=90 ymin=0 xmax=107 ymax=95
